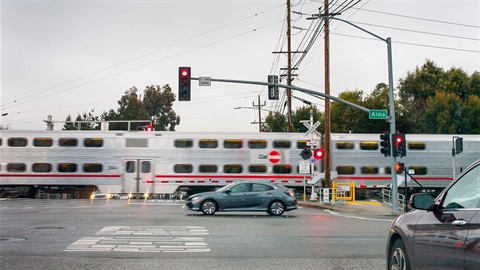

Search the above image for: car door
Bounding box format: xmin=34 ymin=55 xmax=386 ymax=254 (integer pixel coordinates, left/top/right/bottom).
xmin=465 ymin=210 xmax=480 ymax=269
xmin=246 ymin=183 xmax=275 ymax=209
xmin=222 ymin=183 xmax=251 ymax=210
xmin=411 ymin=162 xmax=480 ymax=269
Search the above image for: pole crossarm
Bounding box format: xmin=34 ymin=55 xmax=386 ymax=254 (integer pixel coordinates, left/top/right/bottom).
xmin=191 ymin=77 xmax=370 ymax=113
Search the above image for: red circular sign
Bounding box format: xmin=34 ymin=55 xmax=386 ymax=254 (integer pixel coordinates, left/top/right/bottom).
xmin=268 ymin=151 xmax=281 ymax=164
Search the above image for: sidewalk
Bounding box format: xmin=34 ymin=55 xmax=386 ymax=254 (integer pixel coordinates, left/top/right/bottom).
xmin=297 ymin=199 xmax=401 ymax=217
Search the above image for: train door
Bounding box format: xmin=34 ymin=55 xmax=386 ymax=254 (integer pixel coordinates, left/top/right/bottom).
xmin=123 ymin=159 xmax=155 ymax=195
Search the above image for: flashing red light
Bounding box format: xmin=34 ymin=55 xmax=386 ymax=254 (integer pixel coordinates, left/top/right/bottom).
xmin=146 ymin=125 xmax=154 ymax=131
xmin=314 ymin=147 xmax=324 ymax=160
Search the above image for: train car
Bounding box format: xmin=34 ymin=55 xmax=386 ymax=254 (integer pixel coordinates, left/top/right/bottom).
xmin=331 ymin=133 xmax=480 ymax=198
xmin=0 ymin=130 xmax=312 ymax=198
xmin=0 ymin=130 xmax=478 ymax=199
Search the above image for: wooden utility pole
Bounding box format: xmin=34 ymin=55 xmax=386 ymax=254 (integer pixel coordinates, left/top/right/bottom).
xmin=287 ymin=0 xmax=293 ymax=132
xmin=253 ymin=95 xmax=266 ymax=132
xmin=323 ymin=0 xmax=332 ymax=188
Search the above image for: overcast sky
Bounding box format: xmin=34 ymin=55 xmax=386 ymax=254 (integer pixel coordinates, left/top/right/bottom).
xmin=1 ymin=0 xmax=479 ymax=132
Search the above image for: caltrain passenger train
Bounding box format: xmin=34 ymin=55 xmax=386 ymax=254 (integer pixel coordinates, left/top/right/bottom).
xmin=0 ymin=130 xmax=478 ymax=199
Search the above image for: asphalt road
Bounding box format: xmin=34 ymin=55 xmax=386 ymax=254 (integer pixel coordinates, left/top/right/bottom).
xmin=0 ymin=199 xmax=394 ymax=270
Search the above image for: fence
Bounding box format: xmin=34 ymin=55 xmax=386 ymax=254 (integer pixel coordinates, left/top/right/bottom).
xmin=382 ymin=188 xmax=405 ymax=212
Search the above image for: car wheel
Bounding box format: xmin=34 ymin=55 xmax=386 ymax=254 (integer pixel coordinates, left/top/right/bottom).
xmin=268 ymin=200 xmax=285 ymax=216
xmin=201 ymin=200 xmax=217 ymax=215
xmin=389 ymin=239 xmax=411 ymax=270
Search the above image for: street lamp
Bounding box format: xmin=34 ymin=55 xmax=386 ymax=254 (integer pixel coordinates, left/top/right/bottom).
xmin=312 ymin=14 xmax=399 ymax=214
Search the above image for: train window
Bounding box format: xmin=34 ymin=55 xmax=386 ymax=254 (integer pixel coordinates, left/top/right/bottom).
xmin=273 ymin=165 xmax=292 ymax=174
xmin=249 ymin=165 xmax=267 ymax=173
xmin=336 ymin=141 xmax=354 ymax=150
xmin=224 ymin=164 xmax=243 ymax=174
xmin=361 ymin=166 xmax=379 ymax=174
xmin=337 ymin=166 xmax=355 ymax=175
xmin=33 ymin=137 xmax=53 ymax=147
xmin=175 ymin=139 xmax=193 ymax=148
xmin=8 ymin=137 xmax=27 ymax=147
xmin=59 ymin=138 xmax=78 ymax=147
xmin=174 ymin=164 xmax=193 ymax=173
xmin=199 ymin=139 xmax=218 ymax=148
xmin=83 ymin=163 xmax=103 ymax=173
xmin=84 ymin=138 xmax=103 ymax=147
xmin=126 ymin=161 xmax=135 ymax=173
xmin=199 ymin=165 xmax=218 ymax=173
xmin=7 ymin=163 xmax=26 ymax=172
xmin=58 ymin=163 xmax=77 ymax=172
xmin=408 ymin=142 xmax=426 ymax=150
xmin=0 ymin=138 xmax=2 ymax=146
xmin=32 ymin=163 xmax=52 ymax=172
xmin=409 ymin=166 xmax=428 ymax=175
xmin=273 ymin=140 xmax=291 ymax=148
xmin=385 ymin=167 xmax=392 ymax=174
xmin=297 ymin=140 xmax=308 ymax=149
xmin=224 ymin=139 xmax=242 ymax=149
xmin=248 ymin=140 xmax=267 ymax=149
xmin=360 ymin=142 xmax=378 ymax=150
xmin=141 ymin=161 xmax=151 ymax=173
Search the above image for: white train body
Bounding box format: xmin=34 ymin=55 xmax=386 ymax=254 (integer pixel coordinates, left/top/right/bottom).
xmin=0 ymin=130 xmax=478 ymax=198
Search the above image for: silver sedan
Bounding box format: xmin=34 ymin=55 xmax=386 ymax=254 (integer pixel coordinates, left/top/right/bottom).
xmin=185 ymin=182 xmax=298 ymax=216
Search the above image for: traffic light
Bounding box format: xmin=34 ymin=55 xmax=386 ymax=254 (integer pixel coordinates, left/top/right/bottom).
xmin=178 ymin=67 xmax=191 ymax=101
xmin=392 ymin=133 xmax=407 ymax=157
xmin=380 ymin=132 xmax=391 ymax=157
xmin=267 ymin=75 xmax=279 ymax=100
xmin=300 ymin=148 xmax=312 ymax=160
xmin=395 ymin=162 xmax=405 ymax=174
xmin=314 ymin=147 xmax=325 ymax=160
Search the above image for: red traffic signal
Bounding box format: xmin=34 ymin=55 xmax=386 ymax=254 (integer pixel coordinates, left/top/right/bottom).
xmin=178 ymin=67 xmax=191 ymax=101
xmin=392 ymin=133 xmax=407 ymax=157
xmin=314 ymin=147 xmax=324 ymax=160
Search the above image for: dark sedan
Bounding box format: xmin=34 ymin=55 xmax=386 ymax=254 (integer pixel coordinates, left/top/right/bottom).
xmin=386 ymin=159 xmax=480 ymax=270
xmin=185 ymin=181 xmax=298 ymax=216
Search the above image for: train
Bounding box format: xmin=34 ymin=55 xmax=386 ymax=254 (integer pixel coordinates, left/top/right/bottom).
xmin=0 ymin=130 xmax=478 ymax=199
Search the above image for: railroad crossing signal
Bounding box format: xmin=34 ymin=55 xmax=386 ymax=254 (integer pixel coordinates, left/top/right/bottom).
xmin=380 ymin=132 xmax=391 ymax=157
xmin=300 ymin=148 xmax=312 ymax=160
xmin=314 ymin=147 xmax=324 ymax=160
xmin=178 ymin=67 xmax=191 ymax=101
xmin=392 ymin=133 xmax=407 ymax=158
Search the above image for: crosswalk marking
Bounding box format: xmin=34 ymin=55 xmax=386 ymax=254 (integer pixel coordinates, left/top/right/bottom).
xmin=65 ymin=226 xmax=210 ymax=253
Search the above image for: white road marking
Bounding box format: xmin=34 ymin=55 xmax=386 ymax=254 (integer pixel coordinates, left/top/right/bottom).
xmin=65 ymin=226 xmax=210 ymax=253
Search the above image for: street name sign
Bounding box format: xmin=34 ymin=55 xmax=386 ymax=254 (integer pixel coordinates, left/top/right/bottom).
xmin=369 ymin=109 xmax=387 ymax=119
xmin=198 ymin=77 xmax=211 ymax=86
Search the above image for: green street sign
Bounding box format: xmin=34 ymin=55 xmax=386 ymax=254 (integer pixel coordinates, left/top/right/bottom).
xmin=369 ymin=109 xmax=388 ymax=119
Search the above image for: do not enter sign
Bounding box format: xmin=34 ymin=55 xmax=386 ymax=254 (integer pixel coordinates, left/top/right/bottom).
xmin=268 ymin=151 xmax=281 ymax=164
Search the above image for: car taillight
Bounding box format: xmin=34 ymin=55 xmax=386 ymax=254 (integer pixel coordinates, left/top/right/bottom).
xmin=286 ymin=190 xmax=295 ymax=197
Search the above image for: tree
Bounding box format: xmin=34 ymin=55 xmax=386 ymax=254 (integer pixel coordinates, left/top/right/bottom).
xmin=63 ymin=110 xmax=100 ymax=130
xmin=424 ymin=91 xmax=463 ymax=134
xmin=67 ymin=84 xmax=182 ymax=131
xmin=291 ymin=105 xmax=324 ymax=133
xmin=263 ymin=112 xmax=287 ymax=132
xmin=397 ymin=60 xmax=445 ymax=133
xmin=330 ymin=90 xmax=367 ymax=133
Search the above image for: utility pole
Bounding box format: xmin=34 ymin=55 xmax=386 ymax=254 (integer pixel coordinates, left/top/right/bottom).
xmin=323 ymin=0 xmax=332 ymax=188
xmin=253 ymin=95 xmax=266 ymax=132
xmin=287 ymin=0 xmax=293 ymax=132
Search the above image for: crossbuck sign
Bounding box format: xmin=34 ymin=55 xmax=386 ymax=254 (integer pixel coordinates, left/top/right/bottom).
xmin=303 ymin=121 xmax=320 ymax=137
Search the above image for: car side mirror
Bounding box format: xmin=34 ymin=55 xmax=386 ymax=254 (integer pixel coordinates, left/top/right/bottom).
xmin=409 ymin=193 xmax=435 ymax=210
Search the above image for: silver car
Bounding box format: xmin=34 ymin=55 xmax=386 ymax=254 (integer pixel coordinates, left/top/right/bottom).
xmin=185 ymin=182 xmax=298 ymax=216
